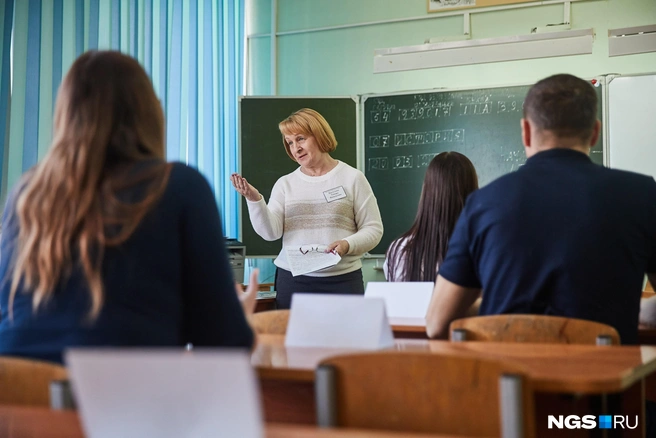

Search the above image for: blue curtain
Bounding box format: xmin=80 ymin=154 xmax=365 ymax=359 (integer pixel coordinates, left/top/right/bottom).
xmin=0 ymin=0 xmax=14 ymax=192
xmin=2 ymin=0 xmax=244 ymax=238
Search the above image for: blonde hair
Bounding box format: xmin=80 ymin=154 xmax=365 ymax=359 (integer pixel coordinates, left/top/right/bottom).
xmin=9 ymin=51 xmax=171 ymax=320
xmin=278 ymin=108 xmax=337 ymax=161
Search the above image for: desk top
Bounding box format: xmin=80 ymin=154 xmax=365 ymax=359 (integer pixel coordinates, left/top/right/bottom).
xmin=0 ymin=406 xmax=465 ymax=438
xmin=389 ymin=317 xmax=426 ymax=335
xmin=390 ymin=318 xmax=656 ymax=344
xmin=252 ymin=334 xmax=656 ymax=393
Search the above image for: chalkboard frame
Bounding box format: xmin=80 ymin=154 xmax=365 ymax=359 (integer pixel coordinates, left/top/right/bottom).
xmin=238 ymin=96 xmax=360 ymax=257
xmin=360 ymin=77 xmax=607 ymax=255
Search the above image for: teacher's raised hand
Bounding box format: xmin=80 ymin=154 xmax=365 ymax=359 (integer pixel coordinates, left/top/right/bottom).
xmin=230 ymin=173 xmax=262 ymax=202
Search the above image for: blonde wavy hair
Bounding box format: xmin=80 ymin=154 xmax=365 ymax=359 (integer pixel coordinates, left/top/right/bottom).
xmin=278 ymin=108 xmax=337 ymax=161
xmin=9 ymin=51 xmax=171 ymax=320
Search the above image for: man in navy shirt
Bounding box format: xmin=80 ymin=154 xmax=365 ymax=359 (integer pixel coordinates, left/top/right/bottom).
xmin=426 ymin=74 xmax=656 ymax=344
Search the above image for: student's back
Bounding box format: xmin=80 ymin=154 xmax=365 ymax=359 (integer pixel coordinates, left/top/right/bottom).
xmin=453 ymin=148 xmax=656 ymax=344
xmin=0 ymin=162 xmax=253 ymax=363
xmin=0 ymin=51 xmax=253 ymax=363
xmin=427 ymin=74 xmax=656 ymax=344
xmin=384 ymin=152 xmax=478 ymax=282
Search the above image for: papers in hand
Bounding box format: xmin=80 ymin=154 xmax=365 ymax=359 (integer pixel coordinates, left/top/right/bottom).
xmin=286 ymin=244 xmax=341 ymax=277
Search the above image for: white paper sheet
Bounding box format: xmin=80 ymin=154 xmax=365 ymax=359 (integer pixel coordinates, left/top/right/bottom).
xmin=285 ymin=244 xmax=341 ymax=277
xmin=285 ymin=294 xmax=395 ymax=349
xmin=65 ymin=349 xmax=263 ymax=438
xmin=365 ymin=281 xmax=434 ymax=318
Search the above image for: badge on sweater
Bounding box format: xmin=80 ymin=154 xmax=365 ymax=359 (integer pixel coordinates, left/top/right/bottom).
xmin=323 ymin=186 xmax=347 ymax=202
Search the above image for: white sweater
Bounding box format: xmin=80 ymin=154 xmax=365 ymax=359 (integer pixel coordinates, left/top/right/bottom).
xmin=246 ymin=161 xmax=383 ymax=276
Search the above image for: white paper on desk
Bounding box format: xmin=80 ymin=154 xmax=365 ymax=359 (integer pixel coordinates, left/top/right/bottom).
xmin=365 ymin=281 xmax=433 ymax=318
xmin=65 ymin=349 xmax=264 ymax=438
xmin=285 ymin=244 xmax=341 ymax=276
xmin=285 ymin=294 xmax=395 ymax=349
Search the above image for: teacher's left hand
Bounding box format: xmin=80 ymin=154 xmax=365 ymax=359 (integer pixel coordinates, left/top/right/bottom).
xmin=326 ymin=240 xmax=349 ymax=257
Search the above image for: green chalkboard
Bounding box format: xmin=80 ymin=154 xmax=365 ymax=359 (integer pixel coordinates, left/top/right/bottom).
xmin=240 ymin=97 xmax=358 ymax=256
xmin=364 ymin=83 xmax=605 ymax=254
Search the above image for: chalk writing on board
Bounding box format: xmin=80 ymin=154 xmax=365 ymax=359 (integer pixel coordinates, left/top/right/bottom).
xmin=459 ymin=97 xmax=522 ymax=116
xmin=417 ymin=153 xmax=439 ymax=168
xmin=392 ymin=129 xmax=465 ymax=147
xmin=371 ymin=110 xmax=392 ymax=124
xmin=368 ymin=157 xmax=389 ymax=171
xmin=392 ymin=155 xmax=414 ymax=169
xmin=398 ymin=104 xmax=453 ymax=121
xmin=497 ymin=99 xmax=522 ymax=113
xmin=371 ymin=94 xmax=523 ymax=124
xmin=370 ymin=99 xmax=396 ymax=112
xmin=369 ymin=135 xmax=391 ymax=148
xmin=368 ymin=154 xmax=453 ymax=171
xmin=502 ymin=150 xmax=525 ymax=171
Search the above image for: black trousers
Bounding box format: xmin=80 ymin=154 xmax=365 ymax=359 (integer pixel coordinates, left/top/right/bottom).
xmin=274 ymin=268 xmax=364 ymax=309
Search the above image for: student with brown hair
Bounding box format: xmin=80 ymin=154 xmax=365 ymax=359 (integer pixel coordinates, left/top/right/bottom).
xmin=0 ymin=51 xmax=255 ymax=363
xmin=384 ymin=151 xmax=478 ymax=282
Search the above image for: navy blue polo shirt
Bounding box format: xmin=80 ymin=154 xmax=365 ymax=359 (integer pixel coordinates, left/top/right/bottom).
xmin=439 ymin=148 xmax=656 ymax=344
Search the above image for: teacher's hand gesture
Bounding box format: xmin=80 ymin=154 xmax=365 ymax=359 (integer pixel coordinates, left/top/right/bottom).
xmin=230 ymin=173 xmax=262 ymax=202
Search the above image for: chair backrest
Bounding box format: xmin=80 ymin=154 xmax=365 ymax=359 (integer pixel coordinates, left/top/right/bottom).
xmin=250 ymin=309 xmax=290 ymax=335
xmin=449 ymin=314 xmax=621 ymax=345
xmin=316 ymin=351 xmax=534 ymax=438
xmin=0 ymin=356 xmax=68 ymax=406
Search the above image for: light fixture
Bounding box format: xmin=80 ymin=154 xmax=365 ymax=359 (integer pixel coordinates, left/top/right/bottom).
xmin=608 ymin=24 xmax=656 ymax=57
xmin=373 ymin=28 xmax=594 ymax=74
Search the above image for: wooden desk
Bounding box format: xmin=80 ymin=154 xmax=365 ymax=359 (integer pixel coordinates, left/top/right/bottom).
xmin=0 ymin=406 xmax=462 ymax=438
xmin=389 ymin=317 xmax=427 ymax=339
xmin=253 ymin=334 xmax=656 ymax=435
xmin=255 ymin=287 xmax=277 ymax=313
xmin=393 ymin=317 xmax=656 ymax=346
xmin=254 ymin=334 xmax=656 ymax=392
xmin=255 ymin=295 xmax=276 ymax=313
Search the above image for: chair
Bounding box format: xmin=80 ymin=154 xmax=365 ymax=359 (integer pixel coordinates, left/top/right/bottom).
xmin=0 ymin=356 xmax=68 ymax=406
xmin=250 ymin=309 xmax=290 ymax=335
xmin=449 ymin=314 xmax=620 ymax=345
xmin=315 ymin=351 xmax=535 ymax=438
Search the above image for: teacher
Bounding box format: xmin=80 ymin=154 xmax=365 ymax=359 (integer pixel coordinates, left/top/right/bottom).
xmin=231 ymin=108 xmax=383 ymax=309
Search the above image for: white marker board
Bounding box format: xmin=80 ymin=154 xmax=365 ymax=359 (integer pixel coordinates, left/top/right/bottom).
xmin=608 ymin=73 xmax=656 ymax=180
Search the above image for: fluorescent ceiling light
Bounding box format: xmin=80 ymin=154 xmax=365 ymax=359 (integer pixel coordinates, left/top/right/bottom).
xmin=374 ymin=29 xmax=594 ymax=74
xmin=608 ymin=24 xmax=656 ymax=57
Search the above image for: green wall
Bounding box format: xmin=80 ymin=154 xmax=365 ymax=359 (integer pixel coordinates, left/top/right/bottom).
xmin=247 ymin=0 xmax=656 ymax=96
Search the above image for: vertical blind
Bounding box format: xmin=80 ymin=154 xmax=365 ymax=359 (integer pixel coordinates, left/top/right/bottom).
xmin=1 ymin=0 xmax=244 ymax=237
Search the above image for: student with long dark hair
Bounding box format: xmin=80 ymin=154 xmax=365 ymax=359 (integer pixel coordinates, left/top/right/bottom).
xmin=0 ymin=51 xmax=255 ymax=364
xmin=384 ymin=152 xmax=478 ymax=282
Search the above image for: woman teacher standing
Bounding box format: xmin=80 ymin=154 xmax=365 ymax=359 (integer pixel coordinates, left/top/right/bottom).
xmin=231 ymin=108 xmax=383 ymax=309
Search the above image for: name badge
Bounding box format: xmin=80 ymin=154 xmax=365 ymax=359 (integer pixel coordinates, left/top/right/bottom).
xmin=323 ymin=186 xmax=347 ymax=202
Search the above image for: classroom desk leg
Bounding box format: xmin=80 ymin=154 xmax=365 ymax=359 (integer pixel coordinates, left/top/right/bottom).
xmin=258 ymin=379 xmax=316 ymax=425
